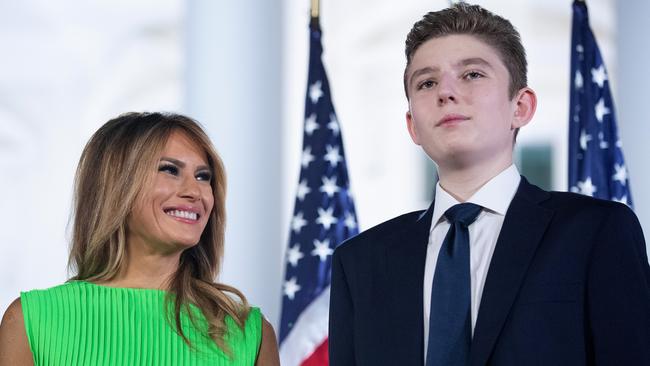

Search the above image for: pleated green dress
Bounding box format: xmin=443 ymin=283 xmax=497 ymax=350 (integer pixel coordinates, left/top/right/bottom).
xmin=20 ymin=281 xmax=262 ymax=366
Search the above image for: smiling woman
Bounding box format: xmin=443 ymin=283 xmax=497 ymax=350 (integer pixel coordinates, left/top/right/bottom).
xmin=0 ymin=112 xmax=280 ymax=366
xmin=128 ymin=130 xmax=216 ymax=256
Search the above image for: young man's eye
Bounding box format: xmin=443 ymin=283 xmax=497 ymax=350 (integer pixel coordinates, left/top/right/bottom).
xmin=196 ymin=171 xmax=212 ymax=182
xmin=158 ymin=163 xmax=179 ymax=176
xmin=464 ymin=71 xmax=483 ymax=80
xmin=417 ymin=80 xmax=436 ymax=90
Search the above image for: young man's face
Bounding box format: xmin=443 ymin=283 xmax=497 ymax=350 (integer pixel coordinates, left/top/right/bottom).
xmin=405 ymin=34 xmax=533 ymax=171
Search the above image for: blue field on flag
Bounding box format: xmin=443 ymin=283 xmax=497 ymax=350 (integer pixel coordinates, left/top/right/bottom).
xmin=568 ymin=0 xmax=633 ymax=208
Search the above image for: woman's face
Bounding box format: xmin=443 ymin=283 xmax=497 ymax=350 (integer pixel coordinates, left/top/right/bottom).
xmin=127 ymin=131 xmax=215 ymax=254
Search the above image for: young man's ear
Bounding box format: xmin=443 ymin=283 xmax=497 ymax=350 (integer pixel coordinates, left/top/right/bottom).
xmin=405 ymin=110 xmax=422 ymax=146
xmin=512 ymin=87 xmax=537 ymax=130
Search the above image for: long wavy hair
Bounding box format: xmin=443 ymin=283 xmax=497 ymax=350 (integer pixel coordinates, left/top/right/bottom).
xmin=68 ymin=112 xmax=248 ymax=352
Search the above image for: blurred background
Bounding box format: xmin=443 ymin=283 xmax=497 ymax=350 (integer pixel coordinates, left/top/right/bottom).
xmin=1 ymin=0 xmax=649 ymax=330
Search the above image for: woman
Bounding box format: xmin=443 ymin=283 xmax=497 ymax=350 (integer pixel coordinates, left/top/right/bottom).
xmin=0 ymin=112 xmax=280 ymax=365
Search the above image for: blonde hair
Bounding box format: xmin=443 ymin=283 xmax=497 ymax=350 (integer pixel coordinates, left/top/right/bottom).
xmin=68 ymin=112 xmax=248 ymax=352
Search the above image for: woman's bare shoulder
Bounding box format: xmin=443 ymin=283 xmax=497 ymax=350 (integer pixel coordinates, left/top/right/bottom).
xmin=0 ymin=297 xmax=34 ymax=366
xmin=255 ymin=315 xmax=280 ymax=366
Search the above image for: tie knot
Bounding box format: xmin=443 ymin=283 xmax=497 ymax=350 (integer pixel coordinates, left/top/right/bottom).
xmin=444 ymin=203 xmax=482 ymax=227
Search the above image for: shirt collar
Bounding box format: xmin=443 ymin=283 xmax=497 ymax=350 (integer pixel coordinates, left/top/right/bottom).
xmin=430 ymin=164 xmax=521 ymax=231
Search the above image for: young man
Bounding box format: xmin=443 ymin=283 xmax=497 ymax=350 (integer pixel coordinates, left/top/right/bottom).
xmin=329 ymin=4 xmax=650 ymax=366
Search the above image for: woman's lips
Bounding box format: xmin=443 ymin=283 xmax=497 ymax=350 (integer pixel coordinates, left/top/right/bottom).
xmin=163 ymin=205 xmax=203 ymax=224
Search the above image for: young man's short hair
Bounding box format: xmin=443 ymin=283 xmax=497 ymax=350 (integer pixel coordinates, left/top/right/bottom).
xmin=403 ymin=3 xmax=527 ymax=100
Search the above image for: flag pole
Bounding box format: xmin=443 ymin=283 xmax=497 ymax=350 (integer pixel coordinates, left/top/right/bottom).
xmin=311 ymin=0 xmax=320 ymax=28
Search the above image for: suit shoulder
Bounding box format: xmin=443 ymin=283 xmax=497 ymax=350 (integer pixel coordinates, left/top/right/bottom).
xmin=543 ymin=191 xmax=640 ymax=231
xmin=546 ymin=190 xmax=634 ymax=214
xmin=335 ymin=209 xmax=427 ymax=255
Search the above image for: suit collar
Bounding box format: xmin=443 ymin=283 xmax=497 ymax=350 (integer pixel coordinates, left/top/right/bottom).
xmin=470 ymin=177 xmax=554 ymax=365
xmin=432 ymin=165 xmax=521 ymax=228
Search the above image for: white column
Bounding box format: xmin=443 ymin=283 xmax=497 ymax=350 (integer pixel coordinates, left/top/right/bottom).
xmin=185 ymin=0 xmax=283 ymax=326
xmin=616 ymin=0 xmax=650 ymax=255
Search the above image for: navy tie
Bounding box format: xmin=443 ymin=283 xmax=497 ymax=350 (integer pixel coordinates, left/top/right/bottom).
xmin=426 ymin=203 xmax=482 ymax=366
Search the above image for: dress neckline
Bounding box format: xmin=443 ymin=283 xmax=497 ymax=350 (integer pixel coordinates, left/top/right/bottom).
xmin=73 ymin=280 xmax=168 ymax=293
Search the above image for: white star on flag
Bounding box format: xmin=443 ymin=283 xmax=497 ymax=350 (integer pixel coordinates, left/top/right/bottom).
xmin=344 ymin=212 xmax=357 ymax=230
xmin=305 ymin=113 xmax=319 ymax=135
xmin=316 ymin=206 xmax=338 ymax=230
xmin=591 ymin=64 xmax=607 ymax=88
xmin=576 ymin=177 xmax=597 ymax=197
xmin=328 ymin=113 xmax=340 ymax=135
xmin=575 ymin=70 xmax=583 ymax=90
xmin=283 ymin=277 xmax=301 ymax=300
xmin=324 ymin=145 xmax=343 ymax=167
xmin=301 ymin=146 xmax=315 ymax=168
xmin=320 ymin=176 xmax=340 ymax=198
xmin=580 ymin=129 xmax=592 ymax=150
xmin=594 ymin=98 xmax=610 ymax=123
xmin=291 ymin=212 xmax=308 ymax=234
xmin=309 ymin=80 xmax=323 ymax=104
xmin=296 ymin=179 xmax=311 ymax=201
xmin=613 ymin=164 xmax=628 ymax=185
xmin=286 ymin=244 xmax=304 ymax=267
xmin=311 ymin=239 xmax=333 ymax=262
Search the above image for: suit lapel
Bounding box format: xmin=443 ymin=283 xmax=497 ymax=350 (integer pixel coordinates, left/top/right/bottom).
xmin=384 ymin=203 xmax=433 ymax=365
xmin=470 ymin=178 xmax=554 ymax=366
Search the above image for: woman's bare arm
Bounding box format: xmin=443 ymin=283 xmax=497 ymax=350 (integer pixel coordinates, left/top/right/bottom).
xmin=0 ymin=298 xmax=33 ymax=366
xmin=255 ymin=317 xmax=280 ymax=366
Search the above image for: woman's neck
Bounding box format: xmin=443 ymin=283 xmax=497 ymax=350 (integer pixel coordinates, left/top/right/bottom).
xmin=97 ymin=238 xmax=182 ymax=290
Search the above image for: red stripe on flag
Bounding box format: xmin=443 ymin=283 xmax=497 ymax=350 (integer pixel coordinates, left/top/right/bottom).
xmin=301 ymin=339 xmax=329 ymax=366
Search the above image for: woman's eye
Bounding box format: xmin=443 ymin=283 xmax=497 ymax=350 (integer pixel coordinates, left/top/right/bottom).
xmin=196 ymin=171 xmax=212 ymax=182
xmin=158 ymin=164 xmax=178 ymax=176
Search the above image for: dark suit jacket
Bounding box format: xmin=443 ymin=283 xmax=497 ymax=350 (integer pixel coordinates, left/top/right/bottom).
xmin=329 ymin=177 xmax=650 ymax=365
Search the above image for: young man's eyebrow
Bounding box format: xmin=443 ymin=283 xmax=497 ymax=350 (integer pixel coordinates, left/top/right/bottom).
xmin=457 ymin=57 xmax=493 ymax=69
xmin=409 ymin=66 xmax=438 ymax=88
xmin=160 ymin=157 xmax=211 ymax=172
xmin=408 ymin=58 xmax=494 ymax=87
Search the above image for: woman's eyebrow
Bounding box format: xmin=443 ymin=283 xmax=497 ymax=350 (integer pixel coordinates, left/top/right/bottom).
xmin=160 ymin=157 xmax=185 ymax=167
xmin=160 ymin=157 xmax=211 ymax=172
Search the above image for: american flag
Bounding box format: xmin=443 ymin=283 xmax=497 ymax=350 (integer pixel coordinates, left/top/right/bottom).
xmin=568 ymin=0 xmax=633 ymax=208
xmin=279 ymin=20 xmax=359 ymax=365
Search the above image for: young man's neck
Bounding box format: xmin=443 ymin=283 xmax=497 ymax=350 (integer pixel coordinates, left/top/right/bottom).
xmin=437 ymin=155 xmax=514 ymax=202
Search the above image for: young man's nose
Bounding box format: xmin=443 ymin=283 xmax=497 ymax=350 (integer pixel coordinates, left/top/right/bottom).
xmin=436 ymin=75 xmax=458 ymax=105
xmin=438 ymin=93 xmax=456 ymax=105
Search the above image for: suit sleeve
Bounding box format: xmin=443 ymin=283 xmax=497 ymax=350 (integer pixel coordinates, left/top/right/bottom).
xmin=329 ymin=246 xmax=356 ymax=366
xmin=587 ymin=204 xmax=650 ymax=364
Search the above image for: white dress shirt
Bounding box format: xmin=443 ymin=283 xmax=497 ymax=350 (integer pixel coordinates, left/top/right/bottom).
xmin=423 ymin=165 xmax=521 ymax=359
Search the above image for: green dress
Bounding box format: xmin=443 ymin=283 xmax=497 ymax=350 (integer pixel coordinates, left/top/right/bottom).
xmin=20 ymin=281 xmax=261 ymax=366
